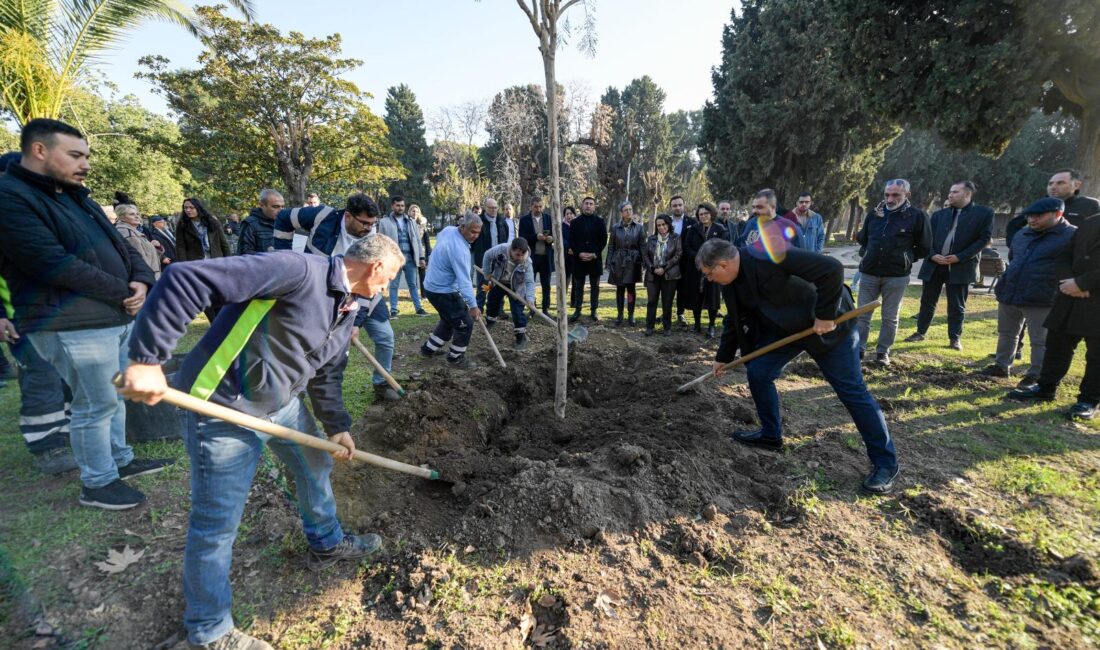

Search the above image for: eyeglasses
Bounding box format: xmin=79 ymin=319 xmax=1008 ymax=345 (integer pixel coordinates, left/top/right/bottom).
xmin=350 ymin=215 xmax=376 ymax=227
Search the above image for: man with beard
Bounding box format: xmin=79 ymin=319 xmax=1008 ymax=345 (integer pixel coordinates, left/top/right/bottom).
xmin=238 ymin=189 xmax=283 ymax=255
xmin=568 ymin=196 xmax=608 ymax=322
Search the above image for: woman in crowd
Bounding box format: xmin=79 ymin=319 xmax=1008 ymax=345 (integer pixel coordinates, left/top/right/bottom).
xmin=114 ymin=204 xmax=162 ymax=280
xmin=682 ymin=202 xmax=728 ymax=337
xmin=642 ymin=214 xmax=682 ymax=336
xmin=562 ymin=205 xmax=577 ymax=297
xmin=410 ymin=204 xmax=432 ymax=295
xmin=174 ymin=197 xmax=230 ymax=262
xmin=606 ymin=201 xmax=646 ymax=326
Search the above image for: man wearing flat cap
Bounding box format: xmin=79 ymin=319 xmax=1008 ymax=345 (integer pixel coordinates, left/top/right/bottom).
xmin=981 ymin=197 xmax=1076 ymax=387
xmin=146 ymin=215 xmax=177 ymax=267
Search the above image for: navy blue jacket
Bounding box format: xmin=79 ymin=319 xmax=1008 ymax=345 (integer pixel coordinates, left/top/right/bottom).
xmin=0 ymin=164 xmax=156 ymax=333
xmin=917 ymin=202 xmax=994 ymax=284
xmin=856 ymin=204 xmax=931 ymax=277
xmin=129 ymin=253 xmax=355 ymax=434
xmin=996 ymin=219 xmax=1076 ymax=307
xmin=238 ymin=207 xmax=276 ymax=255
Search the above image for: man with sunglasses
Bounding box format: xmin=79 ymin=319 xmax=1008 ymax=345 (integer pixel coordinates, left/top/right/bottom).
xmin=855 ymin=179 xmax=931 ymax=366
xmin=274 ymin=194 xmax=403 ymax=402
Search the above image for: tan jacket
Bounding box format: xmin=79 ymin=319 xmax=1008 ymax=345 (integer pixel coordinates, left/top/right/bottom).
xmin=115 ymin=222 xmax=162 ymax=279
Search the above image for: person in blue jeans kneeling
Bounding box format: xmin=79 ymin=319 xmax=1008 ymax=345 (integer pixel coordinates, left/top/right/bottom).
xmin=698 ymin=238 xmax=899 ymax=494
xmin=118 ymin=237 xmax=404 ymax=650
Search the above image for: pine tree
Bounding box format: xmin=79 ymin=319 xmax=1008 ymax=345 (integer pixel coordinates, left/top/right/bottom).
xmin=384 ymin=84 xmax=432 ymax=210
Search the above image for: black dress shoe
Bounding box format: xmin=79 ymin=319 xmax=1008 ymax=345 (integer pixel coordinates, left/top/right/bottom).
xmin=861 ymin=466 xmax=899 ymax=494
xmin=644 ymin=328 xmax=655 ymax=337
xmin=1067 ymin=402 xmax=1097 ymax=420
xmin=1006 ymin=384 xmax=1055 ymax=401
xmin=1016 ymin=376 xmax=1038 ymax=390
xmin=730 ymin=429 xmax=783 ymax=450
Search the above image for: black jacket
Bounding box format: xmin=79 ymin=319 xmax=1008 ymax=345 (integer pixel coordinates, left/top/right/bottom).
xmin=238 ymin=208 xmax=276 ymax=255
xmin=148 ymin=227 xmax=177 ymax=264
xmin=917 ymin=202 xmax=994 ymax=284
xmin=519 ymin=211 xmax=555 ymax=271
xmin=856 ymin=203 xmax=931 ymax=277
xmin=0 ymin=165 xmax=155 ymax=333
xmin=568 ymin=213 xmax=608 ymax=263
xmin=1064 ymin=195 xmax=1100 ymax=228
xmin=717 ymin=248 xmax=852 ymax=363
xmin=176 ymin=214 xmax=231 ymax=262
xmin=472 ymin=214 xmax=508 ymax=264
xmin=1045 ymin=216 xmax=1100 ymax=337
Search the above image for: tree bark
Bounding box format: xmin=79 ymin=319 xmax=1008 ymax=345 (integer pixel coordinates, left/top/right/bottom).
xmin=1076 ymin=102 xmax=1100 ymax=197
xmin=543 ymin=39 xmax=569 ymax=420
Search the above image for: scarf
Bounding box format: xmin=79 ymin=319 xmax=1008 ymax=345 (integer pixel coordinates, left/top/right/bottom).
xmin=656 ymin=233 xmax=669 ymax=266
xmin=873 ymin=199 xmax=912 ymax=219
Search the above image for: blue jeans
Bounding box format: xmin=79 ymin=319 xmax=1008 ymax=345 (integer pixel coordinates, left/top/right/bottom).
xmin=360 ymin=317 xmax=394 ymax=387
xmin=745 ymin=327 xmax=897 ymax=471
xmin=183 ymin=397 xmax=344 ymax=645
xmin=27 ymin=324 xmax=133 ymax=487
xmin=388 ymin=257 xmax=423 ymax=312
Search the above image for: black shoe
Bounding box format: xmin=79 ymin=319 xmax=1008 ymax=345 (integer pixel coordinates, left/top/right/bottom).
xmin=903 ymin=332 xmax=925 ymax=343
xmin=730 ymin=429 xmax=783 ymax=451
xmin=979 ymin=364 xmax=1009 ymax=378
xmin=614 ymin=316 xmax=623 ymax=327
xmin=419 ymin=345 xmax=444 ymax=358
xmin=189 ymin=627 xmax=274 ymax=650
xmin=1007 ymin=384 xmax=1055 ymax=401
xmin=447 ymin=356 xmax=477 ymax=370
xmin=569 ymin=311 xmax=581 ymax=323
xmin=79 ymin=479 xmax=146 ymax=510
xmin=662 ymin=329 xmax=671 ymax=337
xmin=693 ymin=323 xmax=702 ymax=334
xmin=858 ymin=348 xmax=866 ymax=361
xmin=33 ymin=447 xmax=78 ymax=475
xmin=1067 ymin=402 xmax=1097 ymax=421
xmin=644 ymin=328 xmax=655 ymax=337
xmin=949 ymin=338 xmax=962 ymax=351
xmin=706 ymin=325 xmax=716 ymax=339
xmin=590 ymin=312 xmax=601 ymax=323
xmin=677 ymin=314 xmax=688 ymax=327
xmin=415 ymin=308 xmax=428 ymax=316
xmin=306 ymin=533 xmax=382 ymax=571
xmin=374 ymin=385 xmax=401 ymax=402
xmin=484 ymin=318 xmax=497 ymax=329
xmin=514 ymin=334 xmax=529 ymax=350
xmin=627 ymin=316 xmax=635 ymax=326
xmin=861 ymin=466 xmax=899 ymax=494
xmin=874 ymin=352 xmax=891 ymax=366
xmin=390 ymin=309 xmax=399 ymax=318
xmin=118 ymin=458 xmax=174 ymax=480
xmin=1015 ymin=376 xmax=1038 ymax=390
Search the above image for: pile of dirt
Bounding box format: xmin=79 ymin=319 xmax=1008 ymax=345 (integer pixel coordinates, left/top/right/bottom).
xmin=333 ymin=327 xmax=853 ymax=554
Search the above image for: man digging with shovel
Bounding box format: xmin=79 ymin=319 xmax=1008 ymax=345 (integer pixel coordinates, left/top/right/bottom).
xmin=697 ymin=239 xmax=899 ymax=494
xmin=117 ymin=236 xmax=404 ymax=650
xmin=481 ymin=237 xmax=537 ymax=350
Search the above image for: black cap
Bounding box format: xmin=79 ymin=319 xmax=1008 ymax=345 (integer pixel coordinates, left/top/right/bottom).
xmin=1021 ymin=197 xmax=1064 ymax=216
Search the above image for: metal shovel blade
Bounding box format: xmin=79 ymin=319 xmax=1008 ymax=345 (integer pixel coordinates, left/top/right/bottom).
xmin=567 ymin=324 xmax=589 ymax=344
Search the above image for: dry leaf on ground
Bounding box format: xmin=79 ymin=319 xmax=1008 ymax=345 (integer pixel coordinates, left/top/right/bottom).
xmin=594 ymin=589 xmax=621 ymax=618
xmin=519 ymin=600 xmax=536 ymax=642
xmin=95 ymin=546 xmax=145 ymax=574
xmin=531 ymin=624 xmax=557 ymax=647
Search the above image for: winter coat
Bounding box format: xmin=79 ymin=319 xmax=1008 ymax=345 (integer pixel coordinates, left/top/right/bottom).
xmin=175 ymin=214 xmax=231 ymax=262
xmin=116 ymin=221 xmax=162 ymax=279
xmin=238 ymin=208 xmax=276 ymax=255
xmin=681 ymin=221 xmax=728 ymax=311
xmin=0 ymin=164 xmax=155 ymax=333
xmin=377 ymin=212 xmax=424 ymax=265
xmin=1064 ymin=195 xmax=1100 ymax=228
xmin=856 ymin=203 xmax=931 ymax=277
xmin=642 ymin=233 xmax=683 ymax=283
xmin=481 ymin=243 xmax=537 ymax=305
xmin=917 ymin=202 xmax=994 ymax=284
xmin=735 ymin=214 xmax=803 ymax=250
xmin=148 ymin=227 xmax=177 ymax=264
xmin=567 ymin=213 xmax=608 ymax=264
xmin=996 ymin=219 xmax=1077 ymax=307
xmin=1044 ymin=216 xmax=1100 ymax=337
xmin=606 ymin=220 xmax=646 ymax=286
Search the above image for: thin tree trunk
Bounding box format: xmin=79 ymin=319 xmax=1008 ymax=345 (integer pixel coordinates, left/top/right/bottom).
xmin=1075 ymin=102 xmax=1100 ymax=197
xmin=543 ymin=38 xmax=569 ymax=419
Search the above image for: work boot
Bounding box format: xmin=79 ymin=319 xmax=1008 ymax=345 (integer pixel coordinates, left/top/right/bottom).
xmin=79 ymin=479 xmax=145 ymax=511
xmin=306 ymin=533 xmax=382 ymax=571
xmin=861 ymin=466 xmax=899 ymax=495
xmin=903 ymin=332 xmax=925 ymax=343
xmin=32 ymin=447 xmax=78 ymax=475
xmin=949 ymin=338 xmax=962 ymax=351
xmin=1067 ymin=402 xmax=1097 ymax=420
xmin=514 ymin=333 xmax=529 ymax=350
xmin=730 ymin=429 xmax=783 ymax=451
xmin=447 ymin=355 xmax=477 ymax=370
xmin=189 ymin=627 xmax=273 ymax=650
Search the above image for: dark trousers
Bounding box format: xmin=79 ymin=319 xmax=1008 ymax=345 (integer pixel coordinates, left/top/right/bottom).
xmin=614 ymin=284 xmax=636 ymax=318
xmin=915 ymin=265 xmax=970 ymax=340
xmin=745 ymin=326 xmax=897 ymax=471
xmin=485 ymin=286 xmax=528 ymax=333
xmin=571 ymin=259 xmax=601 ymax=313
xmin=422 ymin=290 xmax=473 ymax=361
xmin=531 ymin=254 xmax=552 ymax=311
xmin=645 ymin=277 xmax=676 ymax=330
xmin=693 ymin=279 xmax=721 ymax=327
xmin=418 ymin=263 xmax=426 ymax=296
xmin=1038 ymin=331 xmax=1100 ymax=405
xmin=11 ymin=336 xmax=71 ymax=455
xmin=675 ymin=268 xmax=690 ymax=317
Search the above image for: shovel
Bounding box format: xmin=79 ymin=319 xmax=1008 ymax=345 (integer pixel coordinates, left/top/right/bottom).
xmin=474 ymin=264 xmax=588 ymax=344
xmin=350 ymin=338 xmax=405 ymax=397
xmin=113 ymin=374 xmax=442 ymax=481
xmin=676 ymin=300 xmax=881 ymax=394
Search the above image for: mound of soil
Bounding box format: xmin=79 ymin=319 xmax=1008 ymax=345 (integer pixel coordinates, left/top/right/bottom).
xmin=333 ymin=328 xmax=824 ymax=554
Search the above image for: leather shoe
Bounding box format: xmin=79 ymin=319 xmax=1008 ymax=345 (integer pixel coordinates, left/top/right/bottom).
xmin=1067 ymin=402 xmax=1097 ymax=420
xmin=1006 ymin=384 xmax=1054 ymax=401
xmin=730 ymin=429 xmax=783 ymax=450
xmin=903 ymin=332 xmax=925 ymax=343
xmin=861 ymin=466 xmax=899 ymax=494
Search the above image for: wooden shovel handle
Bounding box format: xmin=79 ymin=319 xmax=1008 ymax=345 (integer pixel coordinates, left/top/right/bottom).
xmin=351 ymin=338 xmax=405 ymax=396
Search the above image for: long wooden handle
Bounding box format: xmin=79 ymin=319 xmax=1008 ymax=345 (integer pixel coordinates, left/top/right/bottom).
xmin=477 ymin=317 xmax=507 ymax=368
xmin=113 ymin=375 xmax=439 ymax=480
xmin=474 ymin=264 xmax=558 ymax=329
xmin=351 ymin=338 xmax=405 ymax=396
xmin=676 ymin=300 xmax=881 ymax=393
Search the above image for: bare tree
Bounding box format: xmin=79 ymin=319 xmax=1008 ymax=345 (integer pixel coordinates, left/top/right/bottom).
xmin=512 ymin=0 xmax=597 ymax=419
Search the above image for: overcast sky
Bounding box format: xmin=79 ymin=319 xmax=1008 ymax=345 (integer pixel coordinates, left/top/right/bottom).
xmin=98 ymin=0 xmax=737 ymax=142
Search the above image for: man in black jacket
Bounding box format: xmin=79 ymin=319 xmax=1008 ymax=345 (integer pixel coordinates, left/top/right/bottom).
xmin=519 ymin=196 xmax=555 ymax=313
xmin=147 ymin=215 xmax=177 ymax=266
xmin=855 ymin=179 xmax=931 ymax=365
xmin=471 ymin=198 xmax=509 ymax=309
xmin=1008 ymin=212 xmax=1100 ymax=419
xmin=568 ymin=196 xmax=608 ymax=322
xmin=0 ymin=119 xmax=163 ymax=510
xmin=238 ymin=188 xmax=283 ymax=255
xmin=699 ymin=239 xmax=898 ymax=493
xmin=1048 ymin=169 xmax=1100 ymax=227
xmin=906 ymin=181 xmax=993 ymax=350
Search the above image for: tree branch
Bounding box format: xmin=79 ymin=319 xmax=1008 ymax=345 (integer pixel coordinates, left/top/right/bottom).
xmin=515 ymin=0 xmax=540 ymax=36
